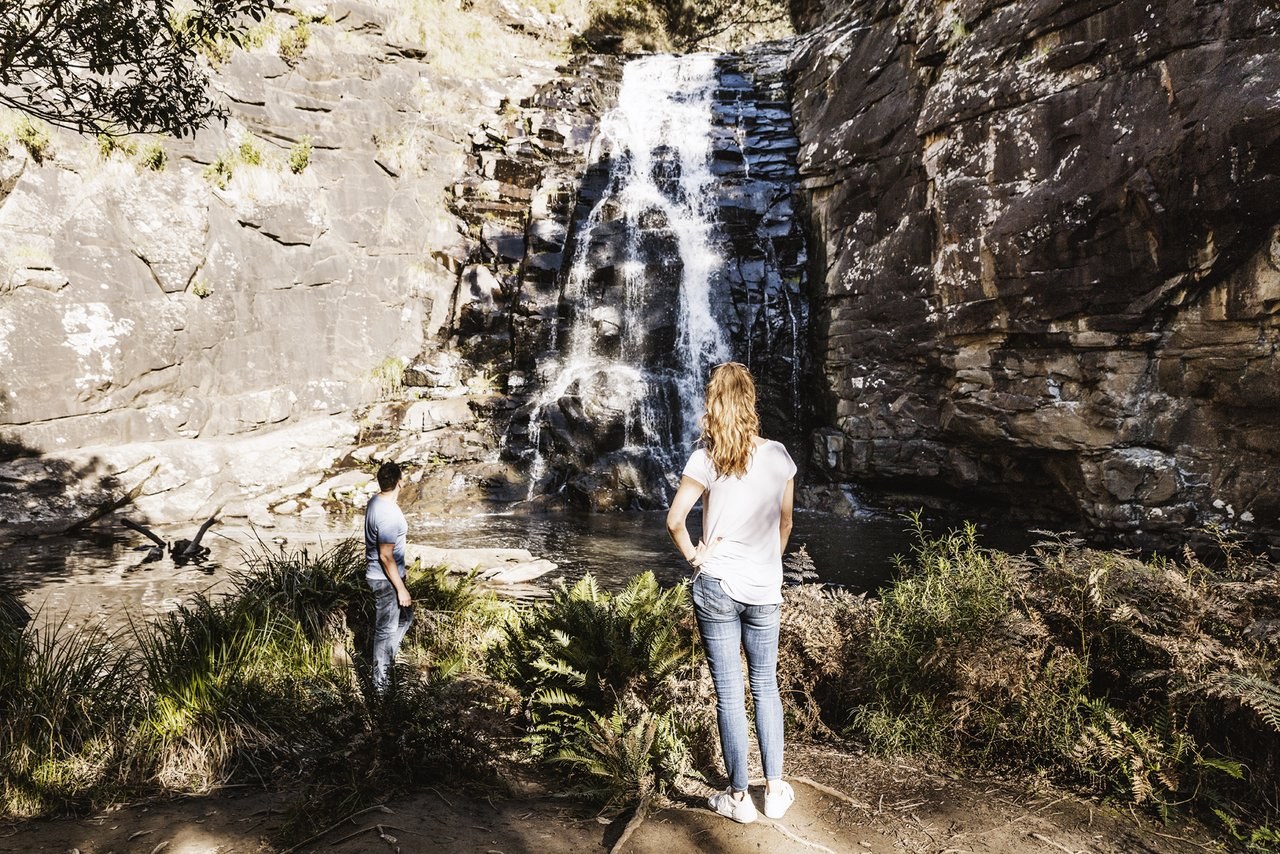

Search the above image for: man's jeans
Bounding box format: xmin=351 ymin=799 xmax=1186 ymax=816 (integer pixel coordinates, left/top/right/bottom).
xmin=368 ymin=576 xmax=413 ymax=689
xmin=691 ymin=574 xmax=784 ymax=793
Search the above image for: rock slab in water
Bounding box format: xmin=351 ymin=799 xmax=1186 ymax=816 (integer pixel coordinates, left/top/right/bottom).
xmin=405 ymin=543 xmax=557 ymax=584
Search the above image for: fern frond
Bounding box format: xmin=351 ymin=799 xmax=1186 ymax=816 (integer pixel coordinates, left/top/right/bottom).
xmin=1204 ymin=672 xmax=1280 ymax=732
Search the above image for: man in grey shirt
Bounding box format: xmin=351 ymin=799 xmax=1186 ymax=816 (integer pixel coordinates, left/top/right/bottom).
xmin=364 ymin=460 xmax=412 ymax=690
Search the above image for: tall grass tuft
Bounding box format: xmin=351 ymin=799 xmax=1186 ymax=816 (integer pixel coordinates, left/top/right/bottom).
xmin=402 ymin=563 xmax=512 ymax=676
xmin=0 ymin=616 xmax=135 ymax=815
xmin=0 ymin=589 xmax=28 ymax=645
xmin=133 ymin=539 xmax=379 ymax=792
xmin=133 ymin=594 xmax=333 ymax=791
xmin=234 ymin=538 xmax=365 ymax=643
xmin=2 ymin=539 xmax=507 ymax=828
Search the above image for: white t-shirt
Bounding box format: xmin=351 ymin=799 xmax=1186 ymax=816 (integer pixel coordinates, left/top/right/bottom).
xmin=681 ymin=439 xmax=797 ymax=605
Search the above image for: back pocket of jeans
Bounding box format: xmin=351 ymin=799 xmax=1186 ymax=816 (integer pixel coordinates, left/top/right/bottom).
xmin=692 ymin=577 xmax=736 ymax=618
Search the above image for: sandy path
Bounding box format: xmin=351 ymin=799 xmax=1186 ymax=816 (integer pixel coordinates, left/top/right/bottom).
xmin=0 ymin=747 xmax=1220 ymax=854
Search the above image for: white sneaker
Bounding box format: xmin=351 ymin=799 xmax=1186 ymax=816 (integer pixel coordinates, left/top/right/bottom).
xmin=763 ymin=781 xmax=795 ymax=819
xmin=709 ymin=788 xmax=758 ymax=824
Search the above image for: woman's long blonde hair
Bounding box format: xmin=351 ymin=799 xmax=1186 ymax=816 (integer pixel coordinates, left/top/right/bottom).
xmin=700 ymin=362 xmax=759 ymax=479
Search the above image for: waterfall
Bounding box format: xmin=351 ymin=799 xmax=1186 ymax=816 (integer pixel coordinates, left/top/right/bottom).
xmin=525 ymin=54 xmax=731 ymax=504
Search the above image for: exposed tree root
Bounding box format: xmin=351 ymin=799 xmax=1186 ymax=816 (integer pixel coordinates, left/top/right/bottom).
xmin=280 ymin=804 xmax=394 ymax=853
xmin=792 ymin=774 xmax=873 ymax=811
xmin=608 ymin=794 xmax=651 ymax=854
xmin=763 ymin=818 xmax=838 ymax=853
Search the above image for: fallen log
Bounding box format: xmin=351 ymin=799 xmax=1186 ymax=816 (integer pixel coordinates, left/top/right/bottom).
xmin=56 ymin=463 xmax=160 ymax=536
xmin=121 ymin=517 xmax=166 ymax=549
xmin=121 ymin=505 xmax=221 ymax=564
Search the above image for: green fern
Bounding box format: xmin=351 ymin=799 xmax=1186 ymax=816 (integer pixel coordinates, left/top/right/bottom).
xmin=551 ymin=697 xmax=691 ymax=809
xmin=487 ymin=572 xmax=701 ymax=794
xmin=1204 ymin=673 xmax=1280 ymax=732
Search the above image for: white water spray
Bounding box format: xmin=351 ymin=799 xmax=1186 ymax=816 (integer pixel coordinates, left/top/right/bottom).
xmin=526 ymin=55 xmax=731 ymax=499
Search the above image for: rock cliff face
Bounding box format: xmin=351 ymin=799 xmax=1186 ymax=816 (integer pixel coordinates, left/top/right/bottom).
xmin=0 ymin=0 xmax=572 ymax=524
xmin=788 ymin=0 xmax=1280 ymax=547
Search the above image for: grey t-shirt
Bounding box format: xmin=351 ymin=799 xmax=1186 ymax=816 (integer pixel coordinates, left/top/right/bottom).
xmin=364 ymin=494 xmax=407 ymax=581
xmin=681 ymin=439 xmax=796 ymax=605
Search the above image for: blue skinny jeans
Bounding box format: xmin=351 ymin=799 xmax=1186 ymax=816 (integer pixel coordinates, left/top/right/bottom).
xmin=691 ymin=574 xmax=784 ymax=793
xmin=368 ymin=576 xmax=413 ymax=689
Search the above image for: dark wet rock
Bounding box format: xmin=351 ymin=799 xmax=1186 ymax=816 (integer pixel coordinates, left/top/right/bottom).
xmin=352 ymin=46 xmax=816 ymax=514
xmin=789 ymin=0 xmax=1280 ymax=549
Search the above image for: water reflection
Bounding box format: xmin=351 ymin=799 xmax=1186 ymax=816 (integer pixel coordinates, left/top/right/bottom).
xmin=1 ymin=509 xmax=1029 ymax=629
xmin=411 ymin=508 xmax=914 ymax=592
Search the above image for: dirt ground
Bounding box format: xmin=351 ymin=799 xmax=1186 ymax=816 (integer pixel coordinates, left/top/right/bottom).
xmin=0 ymin=743 xmax=1224 ymax=854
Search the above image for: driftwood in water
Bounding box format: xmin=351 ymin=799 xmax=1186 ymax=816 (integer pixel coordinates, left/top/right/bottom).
xmin=121 ymin=506 xmax=222 ymax=563
xmin=121 ymin=517 xmax=166 ymax=548
xmin=55 ymin=463 xmax=160 ymax=536
xmin=175 ymin=511 xmax=221 ymax=557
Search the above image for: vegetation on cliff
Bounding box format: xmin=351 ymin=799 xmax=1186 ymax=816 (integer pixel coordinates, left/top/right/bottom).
xmin=581 ymin=0 xmax=790 ymax=52
xmin=0 ymin=0 xmax=276 ymax=135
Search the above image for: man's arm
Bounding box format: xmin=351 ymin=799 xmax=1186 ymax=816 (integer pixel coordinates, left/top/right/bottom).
xmin=379 ymin=542 xmax=412 ymax=607
xmin=779 ymin=477 xmax=794 ymax=555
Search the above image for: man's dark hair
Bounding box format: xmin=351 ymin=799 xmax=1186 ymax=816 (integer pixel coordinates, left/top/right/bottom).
xmin=376 ymin=460 xmax=402 ymax=492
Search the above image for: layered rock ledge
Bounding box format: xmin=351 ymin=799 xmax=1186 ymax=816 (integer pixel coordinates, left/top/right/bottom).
xmin=789 ymin=0 xmax=1280 ymax=548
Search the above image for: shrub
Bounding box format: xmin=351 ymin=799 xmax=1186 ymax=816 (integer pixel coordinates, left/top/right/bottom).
xmin=202 ymin=134 xmax=269 ymax=188
xmin=838 ymin=518 xmax=1280 ymax=829
xmin=582 ymin=0 xmax=790 ymax=52
xmin=203 ymin=153 xmax=234 ymax=189
xmin=1026 ymin=532 xmax=1280 ymax=817
xmin=96 ymin=134 xmax=136 ymax=160
xmin=777 ymin=583 xmax=873 ymax=737
xmin=554 ymin=694 xmax=691 ymax=810
xmin=849 ymin=521 xmax=1104 ymax=771
xmin=489 ymin=573 xmax=708 ymax=806
xmin=279 ymin=665 xmax=500 ymax=842
xmin=278 ymin=21 xmax=310 ymax=64
xmin=371 ymin=356 xmax=405 ymax=399
xmin=200 ymin=35 xmax=235 ymax=65
xmin=138 ymin=141 xmax=167 ymax=171
xmin=237 ymin=135 xmax=263 ymax=166
xmin=288 ymin=136 xmax=312 ymax=174
xmin=14 ymin=119 xmax=51 ymax=164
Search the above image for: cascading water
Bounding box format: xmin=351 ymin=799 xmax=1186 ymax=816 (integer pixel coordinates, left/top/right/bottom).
xmin=524 ymin=55 xmax=731 ymax=506
xmin=500 ymin=46 xmax=810 ymax=510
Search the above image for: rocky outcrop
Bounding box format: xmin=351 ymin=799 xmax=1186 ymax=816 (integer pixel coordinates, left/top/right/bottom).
xmin=0 ymin=0 xmax=574 ymax=525
xmin=789 ymin=0 xmax=1280 ymax=547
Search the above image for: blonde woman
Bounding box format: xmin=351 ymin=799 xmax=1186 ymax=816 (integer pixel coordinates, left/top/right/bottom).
xmin=666 ymin=362 xmax=797 ymax=824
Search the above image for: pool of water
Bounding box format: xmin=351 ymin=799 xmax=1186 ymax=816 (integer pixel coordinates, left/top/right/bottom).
xmin=1 ymin=506 xmax=1027 ymax=630
xmin=410 ymin=508 xmax=916 ymax=590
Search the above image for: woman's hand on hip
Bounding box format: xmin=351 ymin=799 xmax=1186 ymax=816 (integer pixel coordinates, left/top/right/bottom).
xmin=690 ymin=537 xmax=723 ymax=568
